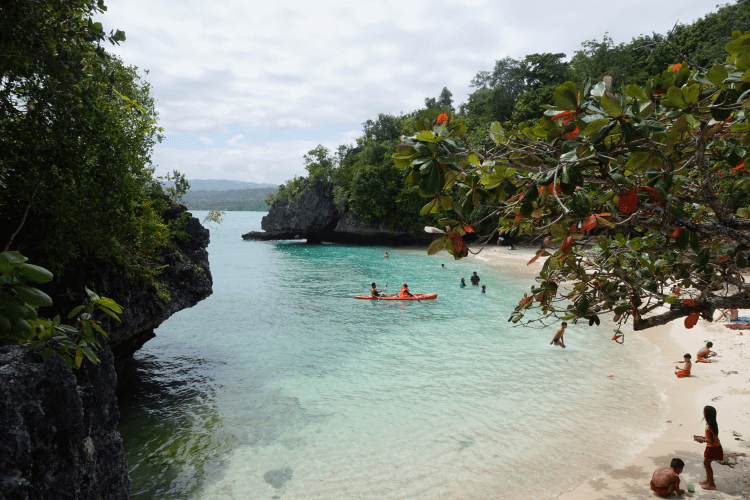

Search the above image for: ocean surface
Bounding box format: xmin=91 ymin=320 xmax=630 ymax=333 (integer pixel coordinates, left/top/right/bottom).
xmin=118 ymin=211 xmax=668 ymax=499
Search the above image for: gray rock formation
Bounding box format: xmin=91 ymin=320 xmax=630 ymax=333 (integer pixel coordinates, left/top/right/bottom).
xmin=245 ymin=181 xmax=423 ymax=245
xmin=0 ymin=206 xmax=213 ymax=500
xmin=0 ymin=340 xmax=129 ymax=500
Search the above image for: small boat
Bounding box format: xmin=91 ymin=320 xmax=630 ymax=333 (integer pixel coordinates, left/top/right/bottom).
xmin=353 ymin=293 xmax=437 ymax=301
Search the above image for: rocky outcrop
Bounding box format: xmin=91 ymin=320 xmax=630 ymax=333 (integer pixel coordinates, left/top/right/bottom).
xmin=44 ymin=205 xmax=213 ymax=377
xmin=0 ymin=340 xmax=129 ymax=500
xmin=245 ymin=182 xmax=424 ymax=245
xmin=0 ymin=205 xmax=213 ymax=500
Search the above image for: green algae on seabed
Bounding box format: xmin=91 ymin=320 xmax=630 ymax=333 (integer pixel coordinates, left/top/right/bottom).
xmin=118 ymin=402 xmax=235 ymax=499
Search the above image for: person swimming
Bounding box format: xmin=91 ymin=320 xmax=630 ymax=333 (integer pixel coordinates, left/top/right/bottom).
xmin=460 ymin=278 xmax=466 ymax=288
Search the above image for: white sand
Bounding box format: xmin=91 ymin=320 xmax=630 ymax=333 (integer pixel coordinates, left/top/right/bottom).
xmin=468 ymin=245 xmax=750 ymax=499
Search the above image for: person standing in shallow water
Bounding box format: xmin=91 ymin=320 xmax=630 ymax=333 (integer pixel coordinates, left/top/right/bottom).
xmin=694 ymin=405 xmax=722 ymax=490
xmin=460 ymin=278 xmax=466 ymax=288
xmin=470 ymin=272 xmax=480 ymax=286
xmin=550 ymin=322 xmax=566 ymax=348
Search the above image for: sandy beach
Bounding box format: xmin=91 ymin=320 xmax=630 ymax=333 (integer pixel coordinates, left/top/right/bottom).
xmin=470 ymin=245 xmax=750 ymax=499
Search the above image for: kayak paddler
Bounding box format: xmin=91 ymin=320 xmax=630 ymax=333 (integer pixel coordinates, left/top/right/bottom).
xmin=399 ymin=284 xmax=414 ymax=297
xmin=370 ymin=283 xmax=385 ymax=298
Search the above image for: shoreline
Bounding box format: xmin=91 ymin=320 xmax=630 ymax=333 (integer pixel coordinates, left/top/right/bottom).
xmin=467 ymin=245 xmax=750 ymax=499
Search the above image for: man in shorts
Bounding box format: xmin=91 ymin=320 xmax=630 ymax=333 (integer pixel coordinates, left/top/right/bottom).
xmin=550 ymin=322 xmax=567 ymax=348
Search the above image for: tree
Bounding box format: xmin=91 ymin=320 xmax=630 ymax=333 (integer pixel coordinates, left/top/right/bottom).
xmin=393 ymin=32 xmax=750 ymax=337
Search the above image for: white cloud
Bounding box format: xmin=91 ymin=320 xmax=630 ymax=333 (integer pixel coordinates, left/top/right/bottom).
xmin=99 ymin=0 xmax=719 ymax=182
xmin=198 ymin=136 xmax=214 ymax=146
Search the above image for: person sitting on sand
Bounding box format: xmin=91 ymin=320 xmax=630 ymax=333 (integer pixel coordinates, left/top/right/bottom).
xmin=675 ymin=353 xmax=692 ymax=378
xmin=694 ymin=405 xmax=722 ymax=490
xmin=716 ymin=308 xmax=738 ymax=321
xmin=460 ymin=278 xmax=467 ymax=288
xmin=470 ymin=272 xmax=480 ymax=286
xmin=384 ymin=251 xmax=390 ymax=258
xmin=399 ymin=284 xmax=414 ymax=297
xmin=696 ymin=342 xmax=717 ymax=363
xmin=370 ymin=283 xmax=385 ymax=298
xmin=550 ymin=322 xmax=566 ymax=348
xmin=481 ymin=285 xmax=486 ymax=294
xmin=650 ymin=458 xmax=685 ymax=496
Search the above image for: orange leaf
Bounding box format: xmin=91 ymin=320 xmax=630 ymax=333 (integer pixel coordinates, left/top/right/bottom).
xmin=462 ymin=223 xmax=475 ymax=233
xmin=561 ymin=235 xmax=574 ymax=253
xmin=682 ymin=299 xmax=697 ymax=308
xmin=672 ymin=227 xmax=682 ymax=238
xmin=562 ymin=127 xmax=580 ymax=140
xmin=519 ymin=296 xmax=532 ymax=305
xmin=570 ymin=223 xmax=578 ymax=234
xmin=718 ymin=254 xmax=731 ymax=264
xmin=640 ymin=186 xmax=662 ymax=200
xmin=581 ymin=214 xmax=597 ymax=231
xmin=732 ymin=161 xmax=745 ymax=174
xmin=596 ymin=212 xmax=611 ymax=217
xmin=670 ymin=63 xmax=682 ymax=74
xmin=551 ymin=110 xmax=576 ymax=121
xmin=612 ymin=334 xmax=623 ymax=341
xmin=618 ymin=187 xmax=638 ymax=215
xmin=527 ymin=250 xmax=543 ymax=266
xmin=514 ymin=214 xmax=523 ymax=221
xmin=547 ymin=183 xmax=562 ymax=195
xmin=436 ymin=112 xmax=449 ymax=124
xmin=684 ymin=312 xmax=700 ymax=329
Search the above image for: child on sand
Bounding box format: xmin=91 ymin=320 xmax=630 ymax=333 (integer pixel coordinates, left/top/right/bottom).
xmin=650 ymin=458 xmax=685 ymax=496
xmin=693 ymin=405 xmax=722 ymax=490
xmin=696 ymin=342 xmax=717 ymax=363
xmin=550 ymin=322 xmax=566 ymax=348
xmin=675 ymin=354 xmax=691 ymax=378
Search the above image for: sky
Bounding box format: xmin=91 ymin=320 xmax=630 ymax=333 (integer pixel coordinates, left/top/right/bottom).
xmin=98 ymin=0 xmax=719 ymax=185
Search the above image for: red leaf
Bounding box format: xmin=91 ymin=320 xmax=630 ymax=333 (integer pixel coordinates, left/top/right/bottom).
xmin=570 ymin=223 xmax=578 ymax=234
xmin=462 ymin=223 xmax=475 ymax=233
xmin=632 ymin=304 xmax=638 ymax=319
xmin=612 ymin=334 xmax=623 ymax=341
xmin=596 ymin=212 xmax=611 ymax=217
xmin=618 ymin=187 xmax=638 ymax=215
xmin=684 ymin=312 xmax=700 ymax=329
xmin=562 ymin=127 xmax=580 ymax=140
xmin=640 ymin=186 xmax=662 ymax=200
xmin=449 ymin=233 xmax=465 ymax=255
xmin=670 ymin=63 xmax=682 ymax=74
xmin=519 ymin=296 xmax=532 ymax=305
xmin=682 ymin=299 xmax=698 ymax=308
xmin=732 ymin=161 xmax=745 ymax=174
xmin=581 ymin=215 xmax=597 ymax=231
xmin=436 ymin=112 xmax=449 ymax=124
xmin=561 ymin=235 xmax=574 ymax=253
xmin=718 ymin=254 xmax=731 ymax=264
xmin=547 ymin=183 xmax=562 ymax=195
xmin=514 ymin=214 xmax=523 ymax=221
xmin=672 ymin=227 xmax=682 ymax=238
xmin=551 ymin=110 xmax=576 ymax=121
xmin=527 ymin=250 xmax=543 ymax=266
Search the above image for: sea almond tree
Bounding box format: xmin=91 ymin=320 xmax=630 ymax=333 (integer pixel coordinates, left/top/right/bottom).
xmin=393 ymin=31 xmax=750 ymax=337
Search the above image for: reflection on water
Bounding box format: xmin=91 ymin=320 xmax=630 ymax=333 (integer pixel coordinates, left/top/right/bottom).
xmin=118 ymin=212 xmax=667 ymax=499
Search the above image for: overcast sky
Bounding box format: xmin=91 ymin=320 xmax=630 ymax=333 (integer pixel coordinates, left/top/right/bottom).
xmin=99 ymin=0 xmax=718 ymax=185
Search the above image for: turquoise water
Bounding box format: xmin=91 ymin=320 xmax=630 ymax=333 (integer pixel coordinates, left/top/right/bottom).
xmin=118 ymin=212 xmax=667 ymax=499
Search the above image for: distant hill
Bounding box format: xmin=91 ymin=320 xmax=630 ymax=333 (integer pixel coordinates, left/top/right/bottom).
xmin=187 ymin=179 xmax=277 ymax=191
xmin=182 ymin=187 xmax=277 ymax=212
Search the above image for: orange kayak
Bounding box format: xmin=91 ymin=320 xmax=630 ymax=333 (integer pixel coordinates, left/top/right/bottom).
xmin=354 ymin=293 xmax=437 ymax=301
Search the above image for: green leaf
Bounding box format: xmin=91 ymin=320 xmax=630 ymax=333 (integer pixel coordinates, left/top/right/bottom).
xmin=635 ymin=101 xmax=655 ymax=119
xmin=695 ymin=249 xmax=710 ymax=267
xmin=420 ymin=198 xmax=440 ymax=216
xmin=67 ymin=305 xmax=85 ymax=319
xmin=725 ymin=34 xmax=750 ymax=58
xmin=675 ymin=229 xmax=689 ymax=250
xmin=601 ymin=92 xmax=623 ymax=117
xmin=666 ymin=87 xmax=686 ymax=108
xmin=416 ymin=130 xmax=436 ymax=142
xmin=626 ymin=84 xmax=647 ymax=100
xmin=19 ymin=264 xmax=53 ymax=283
xmin=689 ymin=231 xmax=700 ymax=253
xmin=582 ymin=118 xmax=609 ymax=137
xmin=92 ymin=322 xmax=110 ymax=339
xmin=489 ymin=121 xmax=505 ymax=144
xmin=14 ymin=285 xmax=53 ymax=307
xmin=98 ymin=307 xmax=122 ymax=323
xmin=625 ymin=152 xmax=661 ymax=172
xmin=467 ymin=153 xmax=481 ymax=167
xmin=553 ymin=82 xmax=578 ymax=110
xmin=682 ymin=84 xmax=701 ymax=105
xmin=80 ymin=346 xmax=100 ymax=364
xmin=93 ymin=297 xmax=122 ymax=314
xmin=427 ymin=237 xmax=447 ymax=255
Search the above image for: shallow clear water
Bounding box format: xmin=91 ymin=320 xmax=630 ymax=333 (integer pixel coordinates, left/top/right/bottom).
xmin=118 ymin=212 xmax=667 ymax=499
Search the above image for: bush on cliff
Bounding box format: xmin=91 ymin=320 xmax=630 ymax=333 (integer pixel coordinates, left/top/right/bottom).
xmin=0 ymin=0 xmax=187 ymax=286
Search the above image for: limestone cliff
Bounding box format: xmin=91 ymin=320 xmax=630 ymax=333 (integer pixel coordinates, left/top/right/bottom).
xmin=0 ymin=206 xmax=213 ymax=500
xmin=244 ymin=181 xmax=424 ymax=245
